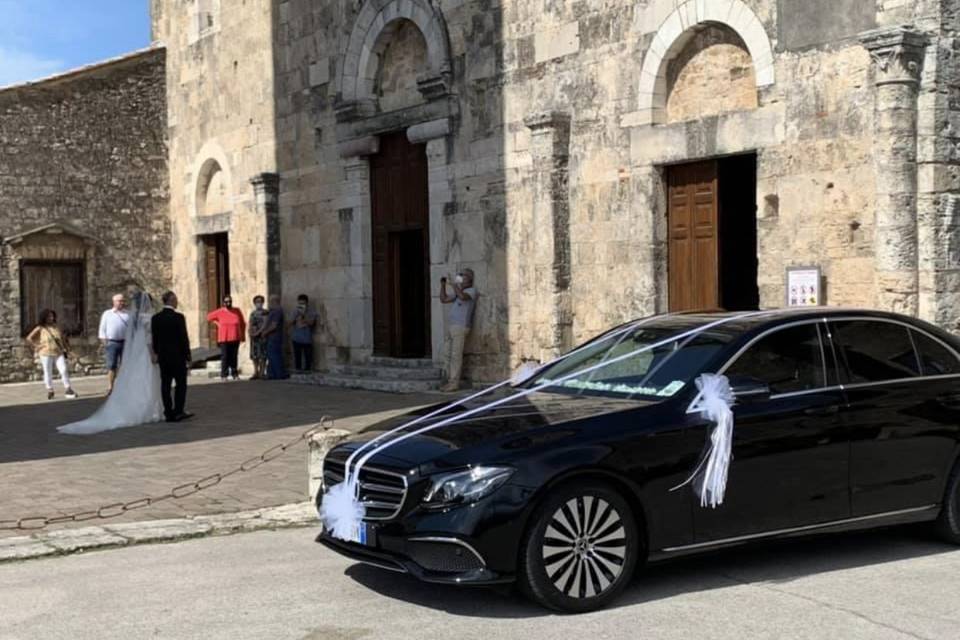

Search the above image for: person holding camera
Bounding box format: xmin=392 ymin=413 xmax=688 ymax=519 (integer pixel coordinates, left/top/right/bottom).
xmin=439 ymin=268 xmax=477 ymax=392
xmin=25 ymin=309 xmax=79 ymax=400
xmin=288 ymin=294 xmax=318 ymax=373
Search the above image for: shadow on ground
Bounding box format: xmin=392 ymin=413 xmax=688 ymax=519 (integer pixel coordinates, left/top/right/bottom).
xmin=343 ymin=524 xmax=956 ymax=618
xmin=0 ymin=380 xmax=439 ymax=463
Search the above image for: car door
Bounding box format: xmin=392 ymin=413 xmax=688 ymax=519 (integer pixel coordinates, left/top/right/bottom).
xmin=832 ymin=319 xmax=960 ymax=516
xmin=692 ymin=321 xmax=849 ymax=542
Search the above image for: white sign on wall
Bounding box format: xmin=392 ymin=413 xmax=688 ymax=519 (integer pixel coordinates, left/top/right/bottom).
xmin=786 ymin=266 xmax=822 ymax=307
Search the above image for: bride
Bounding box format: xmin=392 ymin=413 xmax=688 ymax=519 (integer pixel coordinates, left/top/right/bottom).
xmin=58 ymin=291 xmax=164 ymax=435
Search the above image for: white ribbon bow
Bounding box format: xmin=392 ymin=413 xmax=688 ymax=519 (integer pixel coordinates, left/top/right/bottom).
xmin=673 ymin=373 xmax=736 ymax=508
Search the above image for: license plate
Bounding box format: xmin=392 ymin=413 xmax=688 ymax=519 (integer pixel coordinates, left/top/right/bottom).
xmin=348 ymin=522 xmax=368 ymax=546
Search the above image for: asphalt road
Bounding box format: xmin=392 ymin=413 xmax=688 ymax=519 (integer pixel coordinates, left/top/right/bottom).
xmin=2 ymin=524 xmax=959 ymax=640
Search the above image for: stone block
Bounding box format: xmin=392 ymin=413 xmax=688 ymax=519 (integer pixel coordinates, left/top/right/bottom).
xmin=534 ymin=21 xmax=580 ymax=64
xmin=309 ymin=59 xmax=331 ymax=87
xmin=308 ymin=428 xmax=352 ymax=500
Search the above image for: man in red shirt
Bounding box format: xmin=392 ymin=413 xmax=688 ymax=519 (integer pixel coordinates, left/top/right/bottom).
xmin=206 ymin=295 xmax=246 ymax=380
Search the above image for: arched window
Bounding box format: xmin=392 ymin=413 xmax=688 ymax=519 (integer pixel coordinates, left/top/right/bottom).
xmin=196 ymin=159 xmax=229 ymax=216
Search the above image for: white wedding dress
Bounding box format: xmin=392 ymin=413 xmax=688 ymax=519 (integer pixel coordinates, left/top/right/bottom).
xmin=58 ymin=293 xmax=164 ymax=435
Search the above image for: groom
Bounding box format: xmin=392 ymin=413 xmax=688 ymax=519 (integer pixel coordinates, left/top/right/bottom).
xmin=151 ymin=291 xmax=194 ymax=423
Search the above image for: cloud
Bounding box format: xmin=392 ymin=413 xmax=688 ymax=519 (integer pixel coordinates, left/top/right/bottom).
xmin=0 ymin=46 xmax=64 ymax=87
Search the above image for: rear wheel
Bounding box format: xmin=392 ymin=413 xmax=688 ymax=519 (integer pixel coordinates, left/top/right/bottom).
xmin=519 ymin=481 xmax=640 ymax=613
xmin=935 ymin=461 xmax=960 ymax=544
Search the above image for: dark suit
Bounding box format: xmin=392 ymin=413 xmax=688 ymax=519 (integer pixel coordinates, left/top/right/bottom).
xmin=151 ymin=307 xmax=191 ymax=420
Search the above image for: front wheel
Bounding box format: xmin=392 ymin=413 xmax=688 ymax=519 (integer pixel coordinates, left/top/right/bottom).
xmin=519 ymin=481 xmax=641 ymax=613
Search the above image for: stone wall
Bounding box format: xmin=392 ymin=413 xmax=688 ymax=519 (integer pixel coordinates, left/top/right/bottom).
xmin=260 ymin=0 xmax=960 ymax=383
xmin=154 ymin=0 xmax=280 ymax=359
xmin=0 ymin=49 xmax=170 ymax=383
xmin=156 ymin=0 xmax=960 ymax=384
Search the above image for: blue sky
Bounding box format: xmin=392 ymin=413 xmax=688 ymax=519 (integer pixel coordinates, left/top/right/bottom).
xmin=0 ymin=0 xmax=151 ymax=86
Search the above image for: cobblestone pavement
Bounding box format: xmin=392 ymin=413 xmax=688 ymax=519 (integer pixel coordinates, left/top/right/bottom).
xmin=0 ymin=375 xmax=441 ymax=538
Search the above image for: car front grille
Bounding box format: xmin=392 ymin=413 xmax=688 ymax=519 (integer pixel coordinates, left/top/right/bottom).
xmin=322 ymin=457 xmax=408 ymax=521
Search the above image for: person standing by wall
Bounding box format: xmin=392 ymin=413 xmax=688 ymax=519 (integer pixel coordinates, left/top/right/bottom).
xmin=248 ymin=295 xmax=268 ymax=380
xmin=206 ymin=295 xmax=246 ymax=380
xmin=288 ymin=294 xmax=318 ymax=373
xmin=439 ymin=268 xmax=477 ymax=392
xmin=262 ymin=294 xmax=289 ymax=380
xmin=25 ymin=309 xmax=79 ymax=400
xmin=98 ymin=293 xmax=129 ymax=396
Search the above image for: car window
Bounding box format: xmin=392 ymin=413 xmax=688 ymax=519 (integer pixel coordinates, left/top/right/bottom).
xmin=911 ymin=330 xmax=960 ymax=376
xmin=725 ymin=323 xmax=825 ymax=394
xmin=830 ymin=320 xmax=921 ymax=383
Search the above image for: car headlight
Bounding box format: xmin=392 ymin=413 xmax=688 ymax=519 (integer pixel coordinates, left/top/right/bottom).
xmin=422 ymin=466 xmax=514 ymax=509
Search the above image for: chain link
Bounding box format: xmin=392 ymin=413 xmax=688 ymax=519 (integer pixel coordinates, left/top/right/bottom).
xmin=0 ymin=420 xmax=330 ymax=532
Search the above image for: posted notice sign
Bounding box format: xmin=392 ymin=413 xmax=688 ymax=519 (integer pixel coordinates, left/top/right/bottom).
xmin=786 ymin=266 xmax=822 ymax=307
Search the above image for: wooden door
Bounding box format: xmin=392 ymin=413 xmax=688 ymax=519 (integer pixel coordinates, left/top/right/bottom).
xmin=667 ymin=161 xmax=719 ymax=312
xmin=370 ymin=132 xmax=430 ymax=358
xmin=202 ymin=233 xmax=230 ymax=346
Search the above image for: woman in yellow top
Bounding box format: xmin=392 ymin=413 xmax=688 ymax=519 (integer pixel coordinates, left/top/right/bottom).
xmin=25 ymin=309 xmax=79 ymax=400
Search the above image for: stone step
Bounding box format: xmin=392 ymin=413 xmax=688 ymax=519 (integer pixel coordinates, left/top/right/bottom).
xmin=366 ymin=357 xmax=438 ymax=369
xmin=329 ymin=363 xmax=443 ymax=380
xmin=291 ymin=372 xmax=441 ymax=394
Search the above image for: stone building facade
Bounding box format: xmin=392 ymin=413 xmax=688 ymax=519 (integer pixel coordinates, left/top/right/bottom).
xmin=151 ymin=0 xmax=281 ymax=354
xmin=152 ymin=0 xmax=960 ymax=385
xmin=0 ymin=49 xmax=170 ymax=382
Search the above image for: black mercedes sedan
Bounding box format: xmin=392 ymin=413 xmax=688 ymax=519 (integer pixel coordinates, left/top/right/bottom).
xmin=316 ymin=309 xmax=960 ymax=612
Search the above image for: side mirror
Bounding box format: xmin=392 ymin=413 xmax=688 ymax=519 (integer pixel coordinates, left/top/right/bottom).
xmin=727 ymin=375 xmax=771 ymax=404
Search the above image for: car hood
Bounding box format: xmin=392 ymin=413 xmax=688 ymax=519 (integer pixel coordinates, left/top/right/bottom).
xmin=327 ymin=389 xmax=658 ymax=470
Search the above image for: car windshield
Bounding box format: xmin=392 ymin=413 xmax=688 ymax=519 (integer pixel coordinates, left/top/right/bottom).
xmin=526 ymin=319 xmax=734 ymax=399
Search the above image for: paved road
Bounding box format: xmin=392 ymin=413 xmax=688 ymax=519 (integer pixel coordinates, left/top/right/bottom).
xmin=1 ymin=525 xmax=959 ymax=640
xmin=0 ymin=376 xmax=441 ymax=537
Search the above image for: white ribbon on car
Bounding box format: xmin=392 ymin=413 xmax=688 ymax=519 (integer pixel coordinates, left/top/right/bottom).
xmin=671 ymin=373 xmax=736 ymax=508
xmin=320 ymin=311 xmax=769 ymax=540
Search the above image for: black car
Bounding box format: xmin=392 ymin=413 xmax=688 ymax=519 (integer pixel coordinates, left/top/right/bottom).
xmin=316 ymin=309 xmax=960 ymax=612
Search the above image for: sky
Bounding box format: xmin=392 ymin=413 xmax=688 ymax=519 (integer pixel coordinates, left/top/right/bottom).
xmin=0 ymin=0 xmax=151 ymax=87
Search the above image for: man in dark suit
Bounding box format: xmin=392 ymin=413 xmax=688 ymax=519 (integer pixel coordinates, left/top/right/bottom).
xmin=151 ymin=291 xmax=193 ymax=422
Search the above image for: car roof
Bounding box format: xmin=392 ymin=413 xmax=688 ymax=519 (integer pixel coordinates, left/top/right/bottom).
xmin=631 ymin=307 xmax=934 ymax=341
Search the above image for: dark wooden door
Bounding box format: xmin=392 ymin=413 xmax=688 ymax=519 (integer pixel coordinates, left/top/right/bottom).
xmin=202 ymin=233 xmax=230 ymax=347
xmin=667 ymin=161 xmax=719 ymax=312
xmin=370 ymin=132 xmax=430 ymax=358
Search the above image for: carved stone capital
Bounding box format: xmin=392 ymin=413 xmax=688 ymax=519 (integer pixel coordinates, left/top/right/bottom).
xmin=524 ymin=111 xmax=572 ymax=161
xmin=333 ymin=98 xmax=378 ymax=123
xmin=250 ymin=172 xmax=280 ymax=199
xmin=860 ymin=27 xmax=927 ymax=87
xmin=416 ymin=69 xmax=452 ymax=102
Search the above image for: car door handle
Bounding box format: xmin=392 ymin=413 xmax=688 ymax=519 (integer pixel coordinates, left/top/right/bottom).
xmin=804 ymin=405 xmax=840 ymax=417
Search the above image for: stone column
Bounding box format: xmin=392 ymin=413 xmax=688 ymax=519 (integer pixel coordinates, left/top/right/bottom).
xmin=861 ymin=27 xmax=927 ymax=315
xmin=250 ymin=173 xmax=281 ymax=299
xmin=524 ymin=111 xmax=572 ymax=359
xmin=409 ymin=119 xmax=454 ymax=362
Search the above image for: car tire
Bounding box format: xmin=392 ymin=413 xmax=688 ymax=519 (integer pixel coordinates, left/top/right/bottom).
xmin=518 ymin=480 xmax=641 ymax=613
xmin=935 ymin=459 xmax=960 ymax=544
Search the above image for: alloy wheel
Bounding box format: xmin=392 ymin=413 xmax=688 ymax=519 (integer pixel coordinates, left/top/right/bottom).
xmin=541 ymin=496 xmax=628 ymax=599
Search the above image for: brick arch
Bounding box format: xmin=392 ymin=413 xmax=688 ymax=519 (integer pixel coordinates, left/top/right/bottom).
xmin=339 ymin=0 xmax=451 ymax=104
xmin=638 ymin=0 xmax=775 ymax=126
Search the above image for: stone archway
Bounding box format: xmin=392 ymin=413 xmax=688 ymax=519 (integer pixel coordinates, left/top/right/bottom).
xmin=338 ymin=0 xmax=452 ymax=107
xmin=637 ymin=0 xmax=775 ymax=126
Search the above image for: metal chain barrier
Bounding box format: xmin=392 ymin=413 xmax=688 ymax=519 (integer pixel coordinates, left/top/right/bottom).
xmin=0 ymin=419 xmax=331 ymax=532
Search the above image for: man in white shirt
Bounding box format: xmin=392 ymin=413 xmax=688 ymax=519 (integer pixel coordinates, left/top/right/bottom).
xmin=439 ymin=268 xmax=477 ymax=392
xmin=99 ymin=293 xmax=130 ymax=395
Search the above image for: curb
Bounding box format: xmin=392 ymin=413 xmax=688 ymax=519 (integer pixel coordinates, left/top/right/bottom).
xmin=0 ymin=502 xmax=318 ymax=564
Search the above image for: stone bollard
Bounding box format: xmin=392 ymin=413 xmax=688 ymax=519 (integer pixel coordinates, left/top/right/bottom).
xmin=308 ymin=428 xmax=352 ymax=502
